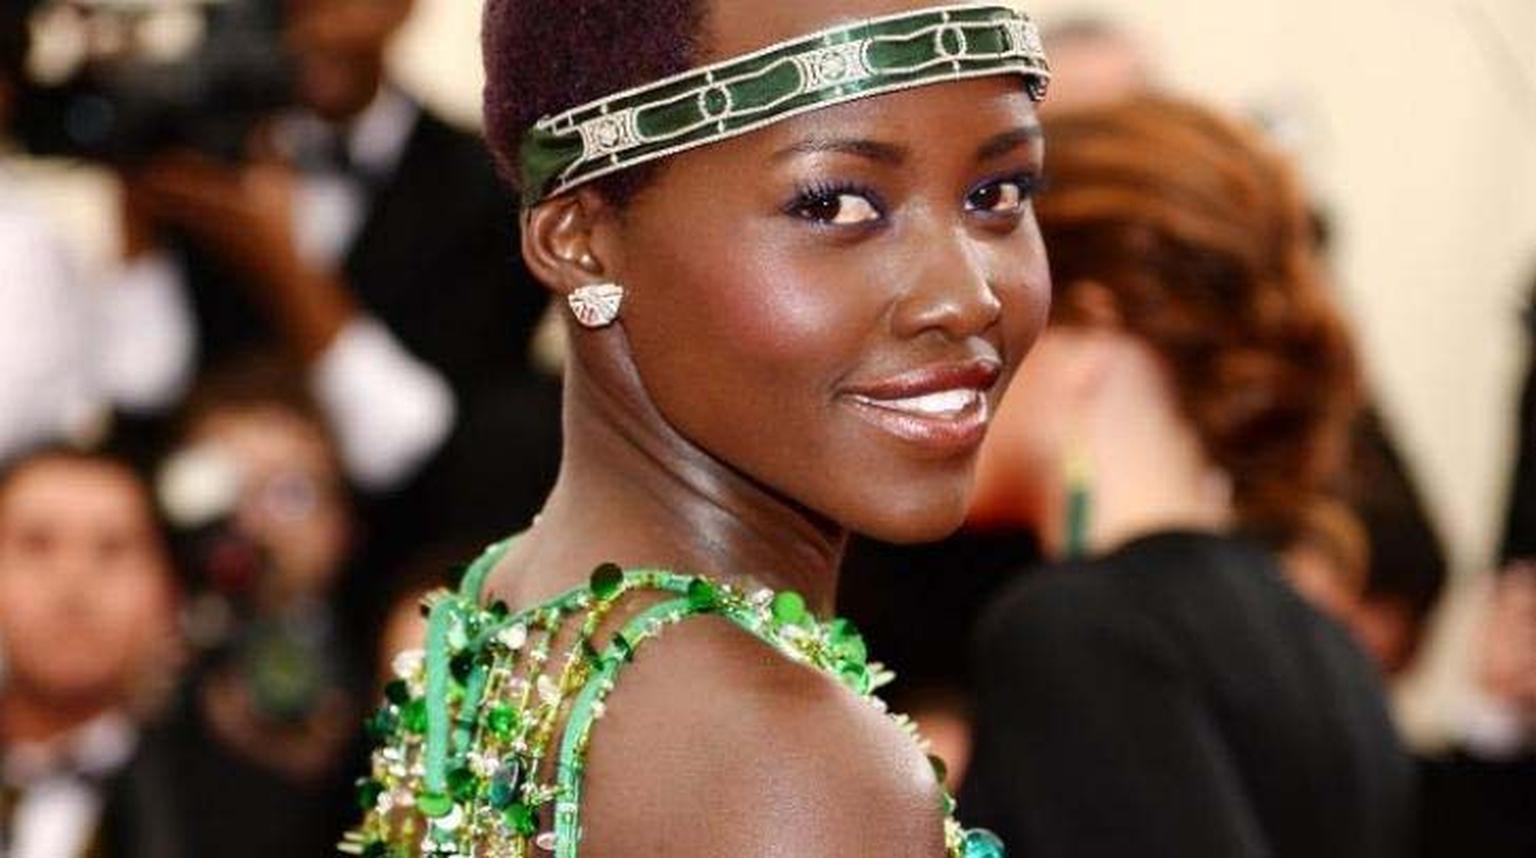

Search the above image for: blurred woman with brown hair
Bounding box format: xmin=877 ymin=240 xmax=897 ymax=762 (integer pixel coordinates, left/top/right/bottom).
xmin=958 ymin=96 xmax=1414 ymax=857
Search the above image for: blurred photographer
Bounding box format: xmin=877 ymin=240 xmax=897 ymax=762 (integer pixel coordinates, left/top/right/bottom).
xmin=158 ymin=355 xmax=361 ymax=781
xmin=111 ymin=0 xmax=562 ymax=549
xmin=16 ymin=0 xmax=560 ymax=563
xmin=139 ymin=355 xmax=364 ymax=855
xmin=112 ymin=0 xmax=459 ymax=493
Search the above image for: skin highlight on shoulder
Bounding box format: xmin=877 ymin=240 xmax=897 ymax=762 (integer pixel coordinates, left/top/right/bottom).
xmin=575 ymin=615 xmax=949 ymax=856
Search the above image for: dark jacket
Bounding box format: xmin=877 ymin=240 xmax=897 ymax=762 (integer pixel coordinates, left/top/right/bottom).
xmin=960 ymin=531 xmax=1416 ymax=858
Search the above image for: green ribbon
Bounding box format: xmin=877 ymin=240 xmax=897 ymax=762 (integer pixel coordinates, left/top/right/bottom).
xmin=518 ymin=2 xmax=1050 ymax=206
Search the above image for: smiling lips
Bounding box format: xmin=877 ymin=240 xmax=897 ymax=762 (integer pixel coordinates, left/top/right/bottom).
xmin=840 ymin=359 xmax=1002 ymax=453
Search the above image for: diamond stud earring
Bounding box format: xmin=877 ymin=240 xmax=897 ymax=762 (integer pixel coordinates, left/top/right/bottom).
xmin=567 ymin=283 xmax=625 ymax=328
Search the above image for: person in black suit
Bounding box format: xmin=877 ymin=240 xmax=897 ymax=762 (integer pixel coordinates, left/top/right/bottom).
xmin=958 ymin=97 xmax=1415 ymax=857
xmin=117 ymin=0 xmax=561 ymax=603
xmin=1502 ymin=273 xmax=1536 ymax=564
xmin=0 ymin=446 xmax=348 ymax=858
xmin=0 ymin=448 xmax=179 ymax=857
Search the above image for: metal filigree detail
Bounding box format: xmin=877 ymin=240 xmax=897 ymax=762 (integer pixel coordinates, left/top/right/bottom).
xmin=566 ymin=283 xmax=625 ymax=329
xmin=793 ymin=40 xmax=875 ymax=89
xmin=575 ymin=110 xmax=641 ymax=160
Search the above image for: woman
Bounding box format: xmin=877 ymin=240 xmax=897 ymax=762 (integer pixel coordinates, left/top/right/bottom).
xmin=344 ymin=1 xmax=1052 ymax=855
xmin=959 ymin=97 xmax=1415 ymax=857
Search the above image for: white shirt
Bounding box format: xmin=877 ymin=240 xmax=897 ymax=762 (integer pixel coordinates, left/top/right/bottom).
xmin=113 ymin=89 xmax=456 ymax=490
xmin=1 ymin=713 xmax=138 ymax=858
xmin=0 ymin=169 xmax=193 ymax=463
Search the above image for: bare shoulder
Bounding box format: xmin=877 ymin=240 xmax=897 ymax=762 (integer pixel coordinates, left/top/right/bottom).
xmin=574 ymin=613 xmax=950 ymax=857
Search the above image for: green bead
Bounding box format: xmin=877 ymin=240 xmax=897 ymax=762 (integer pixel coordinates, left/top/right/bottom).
xmin=828 ymin=618 xmax=868 ymax=665
xmin=504 ymin=802 xmax=538 ymax=837
xmin=581 ymin=639 xmax=603 ymax=667
xmin=686 ymin=578 xmax=718 ymax=610
xmin=402 ymin=698 xmax=428 ymax=734
xmin=383 ymin=679 xmax=410 ymax=706
xmin=450 ymin=651 xmax=475 ymax=684
xmin=840 ymin=663 xmax=872 ymax=695
xmin=963 ymin=828 xmax=1006 ymax=858
xmin=486 ymin=703 xmax=520 ymax=739
xmin=589 ymin=563 xmax=624 ymax=601
xmin=364 ymin=706 xmax=397 ymax=740
xmin=416 ymin=790 xmax=453 ymax=818
xmin=771 ymin=591 xmax=808 ymax=626
xmin=611 ymin=632 xmax=635 ymax=663
xmin=488 ymin=759 xmax=523 ymax=809
xmin=355 ymin=777 xmax=384 ymax=811
xmin=447 ymin=766 xmax=478 ymax=802
xmin=928 ymin=754 xmax=949 ymax=785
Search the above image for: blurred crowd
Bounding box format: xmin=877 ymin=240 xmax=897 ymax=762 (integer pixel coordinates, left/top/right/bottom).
xmin=0 ymin=2 xmax=1532 ymax=857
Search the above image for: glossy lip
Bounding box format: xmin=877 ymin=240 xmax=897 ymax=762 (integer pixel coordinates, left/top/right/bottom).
xmin=837 ymin=358 xmax=1002 ymax=454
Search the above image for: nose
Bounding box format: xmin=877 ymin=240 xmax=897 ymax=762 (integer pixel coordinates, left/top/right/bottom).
xmin=890 ymin=220 xmax=1003 ymax=342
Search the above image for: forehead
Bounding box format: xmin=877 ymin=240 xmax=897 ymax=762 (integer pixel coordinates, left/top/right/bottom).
xmin=193 ymin=406 xmax=335 ymax=470
xmin=0 ymin=459 xmax=148 ymax=528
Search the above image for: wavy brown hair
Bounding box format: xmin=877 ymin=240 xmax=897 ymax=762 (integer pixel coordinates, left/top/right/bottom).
xmin=1039 ymin=96 xmax=1361 ymax=549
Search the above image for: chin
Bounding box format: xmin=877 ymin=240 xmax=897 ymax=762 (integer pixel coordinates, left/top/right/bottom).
xmin=842 ymin=477 xmax=974 ymax=545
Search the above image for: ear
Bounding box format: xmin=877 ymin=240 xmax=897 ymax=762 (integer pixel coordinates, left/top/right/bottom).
xmin=521 ymin=188 xmax=619 ymax=297
xmin=1059 ymin=279 xmax=1123 ymax=329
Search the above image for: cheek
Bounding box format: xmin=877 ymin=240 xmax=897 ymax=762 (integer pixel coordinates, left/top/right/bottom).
xmin=625 ymin=222 xmax=879 ymax=442
xmin=996 ymin=222 xmax=1053 ymax=371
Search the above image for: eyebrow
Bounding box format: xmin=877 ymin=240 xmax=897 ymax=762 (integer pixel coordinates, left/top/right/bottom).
xmin=976 ymin=124 xmax=1044 ymax=161
xmin=772 ymin=123 xmax=1043 ymax=166
xmin=771 ymin=137 xmax=908 ymax=165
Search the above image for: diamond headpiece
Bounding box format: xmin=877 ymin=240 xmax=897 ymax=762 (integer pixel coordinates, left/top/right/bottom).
xmin=518 ymin=3 xmax=1050 ymax=207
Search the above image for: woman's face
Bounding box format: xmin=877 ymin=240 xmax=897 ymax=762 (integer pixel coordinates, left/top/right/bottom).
xmin=604 ymin=0 xmax=1050 ymax=542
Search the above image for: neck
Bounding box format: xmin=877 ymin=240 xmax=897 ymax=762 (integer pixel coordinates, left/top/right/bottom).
xmin=0 ymin=691 xmax=115 ymax=748
xmin=492 ymin=344 xmax=846 ymax=616
xmin=1039 ymin=382 xmax=1234 ymax=560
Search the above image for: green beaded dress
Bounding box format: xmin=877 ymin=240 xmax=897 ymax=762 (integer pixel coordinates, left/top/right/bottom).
xmin=342 ymin=539 xmax=1005 ymax=858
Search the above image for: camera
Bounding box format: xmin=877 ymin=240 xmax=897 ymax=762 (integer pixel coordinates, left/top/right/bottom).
xmin=158 ymin=443 xmax=343 ymax=724
xmin=9 ymin=0 xmax=295 ymax=163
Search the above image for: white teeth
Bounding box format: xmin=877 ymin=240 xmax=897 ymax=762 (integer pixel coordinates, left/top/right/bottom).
xmin=859 ymin=388 xmax=979 ymax=416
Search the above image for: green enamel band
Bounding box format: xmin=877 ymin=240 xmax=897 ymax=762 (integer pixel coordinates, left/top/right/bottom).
xmin=553 ymin=595 xmax=699 ymax=856
xmin=422 ymin=597 xmax=456 ymax=795
xmin=519 ymin=2 xmax=1049 ymax=207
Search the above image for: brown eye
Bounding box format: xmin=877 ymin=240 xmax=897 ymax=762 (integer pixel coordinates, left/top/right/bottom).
xmin=966 ymin=177 xmax=1032 ymax=215
xmin=789 ymin=187 xmax=884 ymax=226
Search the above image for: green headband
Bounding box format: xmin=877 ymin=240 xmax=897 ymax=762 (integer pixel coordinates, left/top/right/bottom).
xmin=518 ymin=3 xmax=1050 ymax=207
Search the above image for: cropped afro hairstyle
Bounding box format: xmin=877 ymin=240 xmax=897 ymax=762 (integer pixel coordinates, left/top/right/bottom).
xmin=1037 ymin=96 xmax=1362 ymax=549
xmin=482 ymin=0 xmax=707 ymax=207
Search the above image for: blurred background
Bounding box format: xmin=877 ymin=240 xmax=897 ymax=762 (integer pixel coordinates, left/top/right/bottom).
xmin=1 ymin=0 xmax=1533 ymax=855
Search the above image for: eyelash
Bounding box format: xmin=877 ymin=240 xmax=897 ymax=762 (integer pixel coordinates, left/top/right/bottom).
xmin=783 ymin=180 xmax=887 ymax=225
xmin=783 ymin=172 xmax=1041 ymax=227
xmin=967 ymin=171 xmax=1041 ymax=213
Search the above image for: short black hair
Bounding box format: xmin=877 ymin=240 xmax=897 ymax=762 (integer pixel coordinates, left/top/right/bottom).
xmin=481 ymin=0 xmax=706 ymax=206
